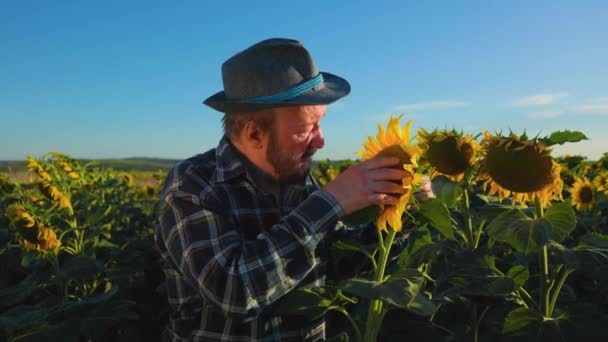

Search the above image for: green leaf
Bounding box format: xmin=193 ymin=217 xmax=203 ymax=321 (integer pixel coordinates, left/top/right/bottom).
xmin=0 ymin=286 xmax=120 ymax=333
xmin=486 ymin=209 xmax=552 ymax=254
xmin=418 ymin=198 xmax=456 ymax=240
xmin=55 ymin=256 xmax=104 ymax=291
xmin=341 ymin=276 xmax=435 ymax=316
xmin=577 ymin=232 xmax=608 ymax=249
xmin=542 ymin=203 xmax=576 ymax=242
xmin=547 ymin=241 xmax=578 ymax=269
xmin=503 ymin=305 xmax=608 ymax=341
xmin=405 ymin=293 xmax=437 ymax=317
xmin=438 ymin=254 xmax=524 ymax=297
xmin=341 ymin=206 xmax=380 ymax=227
xmin=539 ymin=130 xmax=588 ymax=147
xmin=486 ymin=205 xmax=575 ymax=255
xmin=502 ymin=307 xmax=545 ymax=336
xmin=92 ymin=238 xmax=119 ymax=249
xmin=398 ymin=225 xmax=437 ymax=268
xmin=430 ymin=176 xmax=464 ymax=208
xmin=507 ymin=265 xmax=530 ymax=288
xmin=272 ymin=286 xmax=356 ymax=321
xmin=331 ymin=240 xmax=375 ymax=260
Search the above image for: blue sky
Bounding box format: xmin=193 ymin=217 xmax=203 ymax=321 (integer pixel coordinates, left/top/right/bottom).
xmin=1 ymin=0 xmax=607 ymax=161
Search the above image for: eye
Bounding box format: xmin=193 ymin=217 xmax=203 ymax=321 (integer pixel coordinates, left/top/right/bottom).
xmin=296 ymin=126 xmax=314 ymax=138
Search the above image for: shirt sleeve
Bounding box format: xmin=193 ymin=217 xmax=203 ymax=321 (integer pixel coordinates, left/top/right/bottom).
xmin=156 ymin=179 xmax=344 ymax=319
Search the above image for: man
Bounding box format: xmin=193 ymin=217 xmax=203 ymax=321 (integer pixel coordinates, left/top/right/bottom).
xmin=154 ymin=38 xmax=416 ymax=341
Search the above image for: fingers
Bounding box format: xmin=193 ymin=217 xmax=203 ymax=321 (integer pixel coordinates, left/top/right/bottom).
xmin=369 ymin=181 xmax=408 ymax=195
xmin=368 ymin=168 xmax=410 ymax=181
xmin=363 ymin=156 xmax=402 ymax=170
xmin=368 ymin=193 xmax=402 ymax=206
xmin=419 ymin=176 xmax=432 ymax=192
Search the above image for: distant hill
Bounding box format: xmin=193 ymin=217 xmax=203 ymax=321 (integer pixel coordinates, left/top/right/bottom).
xmin=0 ymin=158 xmax=181 ymax=173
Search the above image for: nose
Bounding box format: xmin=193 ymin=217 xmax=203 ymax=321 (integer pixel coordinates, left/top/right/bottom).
xmin=310 ymin=127 xmax=325 ymax=149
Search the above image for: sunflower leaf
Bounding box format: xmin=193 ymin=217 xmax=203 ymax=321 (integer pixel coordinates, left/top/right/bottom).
xmin=540 ymin=130 xmax=588 ymax=147
xmin=341 ymin=276 xmax=435 ymax=316
xmin=502 ymin=305 xmax=608 ymax=341
xmin=486 ymin=209 xmax=552 ymax=254
xmin=271 ymin=286 xmax=356 ymax=321
xmin=543 ymin=203 xmax=576 ymax=242
xmin=341 ymin=205 xmax=380 ymax=227
xmin=418 ymin=198 xmax=456 ymax=241
xmin=430 ymin=176 xmax=464 ymax=208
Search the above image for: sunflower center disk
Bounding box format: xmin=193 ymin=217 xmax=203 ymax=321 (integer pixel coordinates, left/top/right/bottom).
xmin=427 ymin=137 xmax=473 ymax=175
xmin=579 ymin=186 xmax=593 ymax=203
xmin=486 ymin=144 xmax=555 ymax=193
xmin=376 ymin=144 xmax=412 ymax=169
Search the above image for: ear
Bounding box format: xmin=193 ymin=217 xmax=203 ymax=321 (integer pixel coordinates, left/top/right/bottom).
xmin=242 ymin=120 xmax=269 ymax=149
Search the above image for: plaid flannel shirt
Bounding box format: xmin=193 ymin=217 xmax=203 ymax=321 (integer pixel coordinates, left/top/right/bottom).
xmin=154 ymin=136 xmax=345 ymax=341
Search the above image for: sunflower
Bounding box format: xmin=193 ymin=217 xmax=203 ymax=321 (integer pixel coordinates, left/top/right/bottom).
xmin=39 ymin=181 xmax=72 ymax=210
xmin=357 ymin=114 xmax=422 ymax=232
xmin=479 ymin=131 xmax=563 ymax=207
xmin=593 ymin=172 xmax=608 ymax=196
xmin=26 ymin=156 xmax=51 ymax=182
xmin=570 ymin=177 xmax=595 ymax=211
xmin=0 ymin=173 xmax=15 ymax=194
xmin=417 ymin=129 xmax=480 ymax=181
xmin=23 ymin=225 xmax=61 ymax=251
xmin=6 ymin=204 xmax=40 ymax=243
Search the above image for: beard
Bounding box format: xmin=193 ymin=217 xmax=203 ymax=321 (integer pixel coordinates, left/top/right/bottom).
xmin=267 ymin=129 xmax=316 ymax=182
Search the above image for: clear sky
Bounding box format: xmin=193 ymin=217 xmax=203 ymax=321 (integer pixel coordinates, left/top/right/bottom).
xmin=1 ymin=0 xmax=607 ymax=161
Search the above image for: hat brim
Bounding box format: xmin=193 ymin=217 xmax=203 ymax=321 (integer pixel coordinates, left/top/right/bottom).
xmin=203 ymin=72 xmax=350 ymax=113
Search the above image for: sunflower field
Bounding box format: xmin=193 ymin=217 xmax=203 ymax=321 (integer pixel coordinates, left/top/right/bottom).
xmin=274 ymin=115 xmax=608 ymax=342
xmin=0 ymin=153 xmax=166 ymax=341
xmin=1 ymin=115 xmax=608 ymax=341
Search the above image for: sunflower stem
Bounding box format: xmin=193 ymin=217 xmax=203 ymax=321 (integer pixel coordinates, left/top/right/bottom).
xmin=471 ymin=303 xmax=490 ymax=342
xmin=548 ymin=268 xmax=575 ymax=317
xmin=364 ymin=228 xmax=396 ymax=342
xmin=534 ymin=195 xmax=544 ymax=219
xmin=463 ymin=189 xmax=476 ymax=250
xmin=534 ymin=195 xmax=550 ymax=317
xmin=542 ymin=244 xmax=551 ymax=317
xmin=335 ymin=307 xmax=363 ymax=342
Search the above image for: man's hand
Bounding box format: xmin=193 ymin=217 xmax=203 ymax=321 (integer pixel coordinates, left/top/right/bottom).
xmin=414 ymin=176 xmax=435 ymax=202
xmin=322 ymin=156 xmax=410 ymax=215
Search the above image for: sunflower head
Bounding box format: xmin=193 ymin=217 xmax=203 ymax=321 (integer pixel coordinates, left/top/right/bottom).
xmin=0 ymin=173 xmax=15 ymax=194
xmin=479 ymin=131 xmax=563 ymax=207
xmin=570 ymin=177 xmax=595 ymax=211
xmin=123 ymin=173 xmax=134 ymax=185
xmin=23 ymin=226 xmax=61 ymax=251
xmin=357 ymin=114 xmax=422 ymax=232
xmin=417 ymin=128 xmax=480 ymax=181
xmin=593 ymin=172 xmax=608 ymax=196
xmin=26 ymin=156 xmax=51 ymax=182
xmin=39 ymin=181 xmax=72 ymax=210
xmin=6 ymin=204 xmax=41 ymax=243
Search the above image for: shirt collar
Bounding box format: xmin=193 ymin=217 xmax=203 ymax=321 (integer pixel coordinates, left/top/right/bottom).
xmin=214 ymin=135 xmax=278 ymax=188
xmin=214 ymin=136 xmax=311 ymax=197
xmin=214 ymin=136 xmax=247 ymax=183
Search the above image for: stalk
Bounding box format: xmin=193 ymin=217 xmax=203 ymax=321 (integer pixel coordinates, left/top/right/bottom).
xmin=471 ymin=304 xmax=490 ymax=342
xmin=548 ymin=268 xmax=575 ymax=317
xmin=336 ymin=307 xmax=363 ymax=342
xmin=463 ymin=189 xmax=476 ymax=250
xmin=363 ymin=229 xmax=397 ymax=342
xmin=534 ymin=196 xmax=550 ymax=317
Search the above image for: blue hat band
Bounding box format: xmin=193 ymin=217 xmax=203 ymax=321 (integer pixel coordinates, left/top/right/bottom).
xmin=239 ymin=73 xmax=324 ymax=104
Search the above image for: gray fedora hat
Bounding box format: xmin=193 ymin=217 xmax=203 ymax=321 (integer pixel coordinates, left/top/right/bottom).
xmin=203 ymin=38 xmax=351 ymax=113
